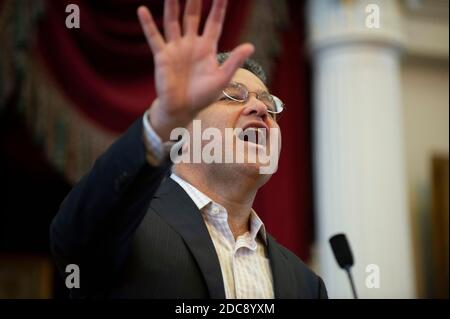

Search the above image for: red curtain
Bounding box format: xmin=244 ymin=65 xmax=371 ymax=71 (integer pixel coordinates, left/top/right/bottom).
xmin=253 ymin=0 xmax=313 ymax=261
xmin=4 ymin=0 xmax=313 ymax=260
xmin=36 ymin=0 xmax=251 ymax=132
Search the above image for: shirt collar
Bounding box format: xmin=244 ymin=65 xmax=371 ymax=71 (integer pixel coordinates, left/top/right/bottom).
xmin=170 ymin=173 xmax=211 ymax=210
xmin=170 ymin=173 xmax=267 ymax=244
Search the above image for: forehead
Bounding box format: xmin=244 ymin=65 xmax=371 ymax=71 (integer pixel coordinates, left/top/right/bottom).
xmin=231 ymin=68 xmax=268 ymax=93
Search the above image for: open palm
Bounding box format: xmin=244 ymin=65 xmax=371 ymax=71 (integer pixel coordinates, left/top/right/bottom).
xmin=138 ymin=0 xmax=254 ymax=136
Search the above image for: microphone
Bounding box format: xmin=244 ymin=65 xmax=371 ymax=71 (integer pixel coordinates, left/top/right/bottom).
xmin=329 ymin=233 xmax=358 ymax=299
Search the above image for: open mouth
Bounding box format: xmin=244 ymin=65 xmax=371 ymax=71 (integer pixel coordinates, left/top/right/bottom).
xmin=237 ymin=127 xmax=267 ymax=146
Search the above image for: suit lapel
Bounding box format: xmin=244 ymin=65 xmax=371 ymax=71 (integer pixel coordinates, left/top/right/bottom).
xmin=150 ymin=178 xmax=302 ymax=299
xmin=150 ymin=178 xmax=226 ymax=299
xmin=267 ymin=235 xmax=298 ymax=298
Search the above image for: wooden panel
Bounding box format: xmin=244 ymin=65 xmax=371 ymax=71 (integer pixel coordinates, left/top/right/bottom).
xmin=0 ymin=254 xmax=53 ymax=298
xmin=431 ymin=155 xmax=449 ymax=298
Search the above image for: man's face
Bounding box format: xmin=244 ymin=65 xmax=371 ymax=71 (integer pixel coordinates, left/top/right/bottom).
xmin=183 ymin=68 xmax=282 ymax=181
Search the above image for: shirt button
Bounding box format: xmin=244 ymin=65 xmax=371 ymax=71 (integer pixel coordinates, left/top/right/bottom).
xmin=212 ymin=207 xmax=219 ymax=215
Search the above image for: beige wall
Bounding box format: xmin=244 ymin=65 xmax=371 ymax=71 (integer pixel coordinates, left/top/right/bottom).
xmin=399 ymin=0 xmax=449 ymax=298
xmin=401 ymin=60 xmax=449 ymax=297
xmin=306 ymin=0 xmax=448 ymax=298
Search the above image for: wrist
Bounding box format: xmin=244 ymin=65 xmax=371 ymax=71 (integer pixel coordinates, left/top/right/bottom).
xmin=147 ymin=99 xmax=192 ymax=142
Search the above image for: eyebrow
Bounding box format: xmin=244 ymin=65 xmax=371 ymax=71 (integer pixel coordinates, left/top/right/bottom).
xmin=257 ymin=88 xmax=270 ymax=95
xmin=235 ymin=81 xmax=270 ymax=95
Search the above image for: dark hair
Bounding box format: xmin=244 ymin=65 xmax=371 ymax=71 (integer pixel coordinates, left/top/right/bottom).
xmin=216 ymin=52 xmax=267 ymax=84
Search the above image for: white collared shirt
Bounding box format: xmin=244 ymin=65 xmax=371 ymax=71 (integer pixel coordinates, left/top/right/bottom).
xmin=142 ymin=112 xmax=274 ymax=298
xmin=170 ymin=173 xmax=274 ymax=299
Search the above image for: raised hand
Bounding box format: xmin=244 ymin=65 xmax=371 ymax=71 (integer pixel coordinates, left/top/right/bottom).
xmin=137 ymin=0 xmax=254 ymax=140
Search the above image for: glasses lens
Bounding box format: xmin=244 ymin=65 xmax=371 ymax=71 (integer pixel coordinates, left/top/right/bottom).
xmin=260 ymin=94 xmax=283 ymax=114
xmin=259 ymin=93 xmax=277 ymax=113
xmin=272 ymin=95 xmax=284 ymax=113
xmin=223 ymin=83 xmax=247 ymax=101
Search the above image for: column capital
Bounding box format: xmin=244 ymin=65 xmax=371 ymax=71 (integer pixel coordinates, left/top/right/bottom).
xmin=307 ymin=0 xmax=406 ymax=53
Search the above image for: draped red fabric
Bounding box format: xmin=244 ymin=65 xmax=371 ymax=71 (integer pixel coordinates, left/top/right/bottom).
xmin=32 ymin=0 xmax=312 ymax=260
xmin=36 ymin=0 xmax=251 ymax=132
xmin=253 ymin=0 xmax=313 ymax=261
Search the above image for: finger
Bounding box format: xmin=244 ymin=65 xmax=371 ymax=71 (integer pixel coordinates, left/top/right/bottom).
xmin=164 ymin=0 xmax=181 ymax=41
xmin=137 ymin=6 xmax=165 ymax=54
xmin=203 ymin=0 xmax=227 ymax=44
xmin=183 ymin=0 xmax=202 ymax=36
xmin=218 ymin=43 xmax=255 ymax=84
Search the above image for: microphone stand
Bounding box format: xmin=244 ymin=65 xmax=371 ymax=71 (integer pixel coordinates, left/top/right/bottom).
xmin=344 ymin=265 xmax=358 ymax=299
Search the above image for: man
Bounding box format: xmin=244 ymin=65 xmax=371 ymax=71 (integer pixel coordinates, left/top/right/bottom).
xmin=50 ymin=0 xmax=327 ymax=299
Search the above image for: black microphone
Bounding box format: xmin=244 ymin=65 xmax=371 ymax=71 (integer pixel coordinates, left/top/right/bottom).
xmin=329 ymin=233 xmax=358 ymax=299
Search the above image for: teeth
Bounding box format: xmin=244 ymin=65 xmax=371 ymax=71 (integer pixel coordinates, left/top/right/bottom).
xmin=238 ymin=128 xmax=266 ymax=144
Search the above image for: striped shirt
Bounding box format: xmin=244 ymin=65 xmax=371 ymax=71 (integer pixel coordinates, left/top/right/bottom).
xmin=142 ymin=112 xmax=275 ymax=299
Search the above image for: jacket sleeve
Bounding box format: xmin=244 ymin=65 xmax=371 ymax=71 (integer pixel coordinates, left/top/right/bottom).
xmin=49 ymin=118 xmax=172 ymax=297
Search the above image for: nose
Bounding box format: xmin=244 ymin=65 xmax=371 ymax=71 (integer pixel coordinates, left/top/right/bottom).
xmin=241 ymin=94 xmax=268 ymax=120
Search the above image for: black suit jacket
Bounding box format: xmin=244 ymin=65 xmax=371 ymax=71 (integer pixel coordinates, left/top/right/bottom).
xmin=50 ymin=119 xmax=328 ymax=299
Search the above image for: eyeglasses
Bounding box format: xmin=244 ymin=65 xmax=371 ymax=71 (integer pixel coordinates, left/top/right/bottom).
xmin=219 ymin=82 xmax=285 ymax=119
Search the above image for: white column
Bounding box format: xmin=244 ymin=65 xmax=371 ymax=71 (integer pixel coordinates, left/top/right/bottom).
xmin=307 ymin=0 xmax=416 ymax=298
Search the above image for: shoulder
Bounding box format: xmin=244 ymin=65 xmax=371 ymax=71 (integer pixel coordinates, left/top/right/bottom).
xmin=271 ymin=237 xmax=315 ymax=276
xmin=268 ymin=235 xmax=328 ymax=299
